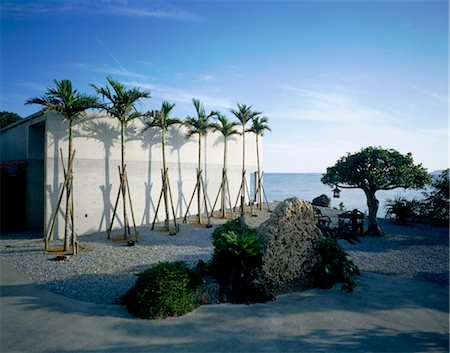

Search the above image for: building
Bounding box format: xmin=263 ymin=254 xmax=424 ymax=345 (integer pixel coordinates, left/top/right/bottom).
xmin=0 ymin=111 xmax=260 ymax=238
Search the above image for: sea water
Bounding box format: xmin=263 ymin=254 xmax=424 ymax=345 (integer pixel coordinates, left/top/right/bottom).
xmin=255 ymin=173 xmax=424 ymax=217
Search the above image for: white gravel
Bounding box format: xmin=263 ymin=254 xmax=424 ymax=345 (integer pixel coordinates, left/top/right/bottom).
xmin=1 ymin=208 xmax=448 ymax=305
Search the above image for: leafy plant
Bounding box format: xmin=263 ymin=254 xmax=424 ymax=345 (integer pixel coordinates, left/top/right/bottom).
xmin=312 ymin=194 xmax=331 ymax=207
xmin=384 ymin=196 xmax=418 ymax=224
xmin=122 ymin=261 xmax=201 ymax=319
xmin=418 ymin=169 xmax=449 ymax=226
xmin=312 ymin=237 xmax=360 ymax=292
xmin=338 ymin=202 xmax=346 ymax=211
xmin=209 ymin=218 xmax=273 ymax=303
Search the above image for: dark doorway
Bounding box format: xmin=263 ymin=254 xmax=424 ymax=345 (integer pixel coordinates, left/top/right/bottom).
xmin=0 ymin=163 xmax=27 ymax=231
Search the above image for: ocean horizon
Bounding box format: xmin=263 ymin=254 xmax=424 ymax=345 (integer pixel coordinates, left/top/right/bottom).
xmin=257 ymin=173 xmax=425 ymax=217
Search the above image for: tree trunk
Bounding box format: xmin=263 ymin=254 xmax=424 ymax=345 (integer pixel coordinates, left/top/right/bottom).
xmin=222 ymin=138 xmax=227 ymax=217
xmin=121 ymin=121 xmax=128 ymax=239
xmin=162 ymin=128 xmax=170 ymax=230
xmin=365 ymin=190 xmax=382 ymax=236
xmin=242 ymin=124 xmax=246 ymax=203
xmin=63 ymin=121 xmax=73 ymax=251
xmin=197 ymin=136 xmax=202 ymax=224
xmin=256 ymin=134 xmax=262 ymax=209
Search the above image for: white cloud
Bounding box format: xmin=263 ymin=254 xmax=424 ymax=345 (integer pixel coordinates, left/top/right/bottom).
xmin=1 ymin=1 xmax=202 ymax=21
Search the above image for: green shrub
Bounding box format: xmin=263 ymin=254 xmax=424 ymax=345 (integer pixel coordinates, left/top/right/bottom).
xmin=210 ymin=218 xmax=273 ymax=303
xmin=122 ymin=261 xmax=201 ymax=319
xmin=384 ymin=196 xmax=418 ymax=224
xmin=312 ymin=237 xmax=360 ymax=292
xmin=312 ymin=194 xmax=331 ymax=207
xmin=418 ymin=169 xmax=449 ymax=226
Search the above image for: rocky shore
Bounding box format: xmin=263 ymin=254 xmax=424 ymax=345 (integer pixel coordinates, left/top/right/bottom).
xmin=1 ymin=205 xmax=448 ymax=305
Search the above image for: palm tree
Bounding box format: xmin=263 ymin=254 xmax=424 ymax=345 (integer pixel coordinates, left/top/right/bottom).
xmin=210 ymin=113 xmax=239 ymax=217
xmin=248 ymin=116 xmax=271 ymax=209
xmin=26 ymin=79 xmax=99 ymax=253
xmin=91 ymin=77 xmax=150 ymax=239
xmin=143 ymin=101 xmax=180 ymax=230
xmin=230 ymin=103 xmax=262 ymax=214
xmin=184 ymin=98 xmax=217 ymax=224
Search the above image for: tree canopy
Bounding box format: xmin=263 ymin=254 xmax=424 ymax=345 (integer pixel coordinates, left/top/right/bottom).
xmin=322 ymin=146 xmax=430 ymax=235
xmin=0 ymin=111 xmax=22 ymax=129
xmin=321 ymin=147 xmax=430 ymax=193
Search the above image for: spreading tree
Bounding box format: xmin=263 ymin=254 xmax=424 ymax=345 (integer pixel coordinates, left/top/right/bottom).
xmin=321 ymin=146 xmax=430 ymax=236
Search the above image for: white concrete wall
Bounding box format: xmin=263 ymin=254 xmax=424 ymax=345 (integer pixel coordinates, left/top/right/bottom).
xmin=45 ymin=111 xmax=260 ymax=237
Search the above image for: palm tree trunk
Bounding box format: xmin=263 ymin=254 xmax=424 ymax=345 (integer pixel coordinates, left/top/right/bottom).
xmin=222 ymin=138 xmax=227 ymax=217
xmin=242 ymin=124 xmax=246 ymax=201
xmin=64 ymin=121 xmax=73 ymax=251
xmin=162 ymin=128 xmax=170 ymax=230
xmin=197 ymin=136 xmax=202 ymax=224
xmin=121 ymin=121 xmax=128 ymax=239
xmin=256 ymin=134 xmax=262 ymax=209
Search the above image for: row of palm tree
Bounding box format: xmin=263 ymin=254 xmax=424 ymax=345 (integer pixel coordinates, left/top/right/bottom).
xmin=27 ymin=77 xmax=270 ymax=249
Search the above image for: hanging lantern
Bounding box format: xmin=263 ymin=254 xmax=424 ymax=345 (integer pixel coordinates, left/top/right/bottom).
xmin=332 ymin=186 xmax=341 ymax=198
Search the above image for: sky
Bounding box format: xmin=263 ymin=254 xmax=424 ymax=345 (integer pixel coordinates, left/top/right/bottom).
xmin=0 ymin=0 xmax=448 ymax=173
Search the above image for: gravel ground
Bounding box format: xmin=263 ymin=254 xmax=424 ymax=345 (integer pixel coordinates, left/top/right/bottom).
xmin=1 ymin=205 xmax=448 ymax=305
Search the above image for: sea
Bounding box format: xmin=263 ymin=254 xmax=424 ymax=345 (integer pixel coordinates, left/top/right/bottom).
xmin=255 ymin=173 xmax=425 ymax=217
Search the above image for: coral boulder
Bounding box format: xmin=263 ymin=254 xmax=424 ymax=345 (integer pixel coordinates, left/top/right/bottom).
xmin=258 ymin=197 xmax=324 ymax=286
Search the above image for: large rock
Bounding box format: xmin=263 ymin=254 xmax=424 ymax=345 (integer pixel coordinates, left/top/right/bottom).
xmin=257 ymin=197 xmax=324 ymax=286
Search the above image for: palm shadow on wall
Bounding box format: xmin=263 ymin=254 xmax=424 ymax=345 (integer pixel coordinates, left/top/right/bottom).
xmin=133 ymin=120 xmax=160 ymax=225
xmin=167 ymin=126 xmax=189 ymax=217
xmin=74 ymin=119 xmax=130 ymax=232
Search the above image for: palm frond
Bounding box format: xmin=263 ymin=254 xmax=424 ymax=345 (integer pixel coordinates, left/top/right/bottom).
xmin=26 ymin=79 xmax=99 ymax=123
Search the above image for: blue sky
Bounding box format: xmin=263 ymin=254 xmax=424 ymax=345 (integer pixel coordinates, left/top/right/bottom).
xmin=1 ymin=0 xmax=448 ymax=172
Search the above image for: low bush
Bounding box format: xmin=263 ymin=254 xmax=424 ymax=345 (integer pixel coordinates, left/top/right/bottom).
xmin=122 ymin=261 xmax=201 ymax=319
xmin=312 ymin=194 xmax=331 ymax=207
xmin=312 ymin=237 xmax=360 ymax=292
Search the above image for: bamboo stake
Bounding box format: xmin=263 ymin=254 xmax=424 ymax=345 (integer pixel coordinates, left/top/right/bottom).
xmin=151 ymin=177 xmax=165 ymax=230
xmin=210 ymin=169 xmax=225 ymax=218
xmin=166 ymin=172 xmax=179 ymax=233
xmin=200 ymin=173 xmax=212 ymax=227
xmin=45 ymin=150 xmax=75 ymax=250
xmin=124 ymin=168 xmax=139 ymax=240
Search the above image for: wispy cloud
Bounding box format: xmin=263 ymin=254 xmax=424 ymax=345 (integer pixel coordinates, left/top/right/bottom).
xmin=15 ymin=82 xmax=47 ymax=92
xmin=275 ymin=85 xmax=395 ymax=124
xmin=1 ymin=0 xmax=202 ymax=21
xmin=199 ymin=75 xmax=216 ymax=82
xmin=127 ymin=81 xmax=234 ymax=109
xmin=411 ymin=85 xmax=448 ymax=104
xmin=74 ymin=62 xmax=150 ymax=81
